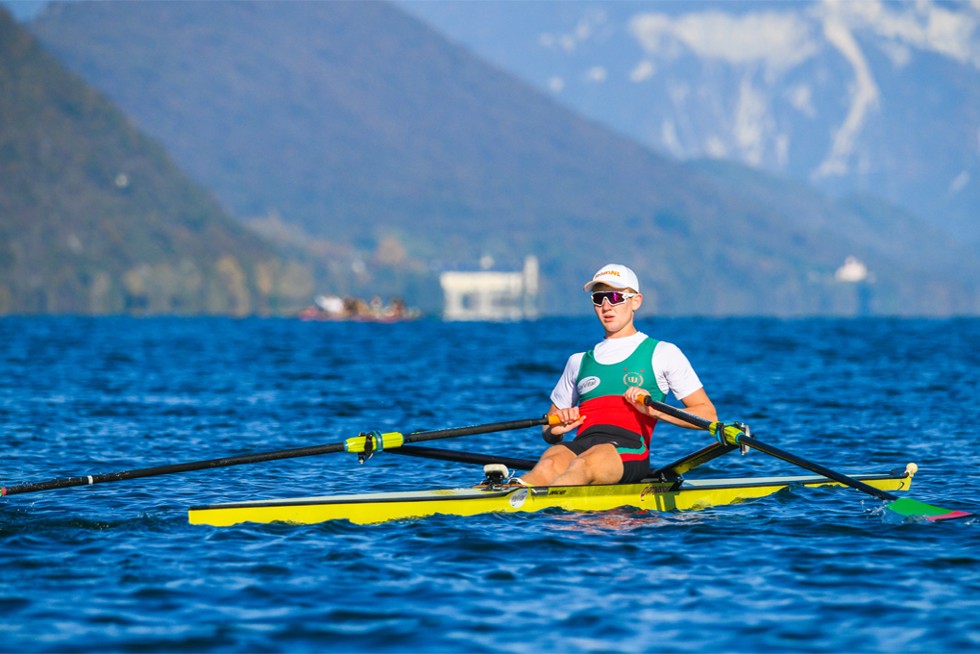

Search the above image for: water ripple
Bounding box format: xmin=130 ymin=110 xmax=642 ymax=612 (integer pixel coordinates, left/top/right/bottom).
xmin=1 ymin=317 xmax=978 ymax=652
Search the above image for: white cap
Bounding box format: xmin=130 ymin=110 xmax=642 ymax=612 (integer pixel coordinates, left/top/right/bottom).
xmin=583 ymin=264 xmax=640 ymax=293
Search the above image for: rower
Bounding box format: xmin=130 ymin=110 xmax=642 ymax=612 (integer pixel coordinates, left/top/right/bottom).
xmin=521 ymin=263 xmax=720 ymax=487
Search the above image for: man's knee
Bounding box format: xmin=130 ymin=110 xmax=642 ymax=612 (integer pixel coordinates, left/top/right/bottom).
xmin=540 ymin=455 xmax=569 ymax=476
xmin=533 ymin=447 xmax=569 ymax=473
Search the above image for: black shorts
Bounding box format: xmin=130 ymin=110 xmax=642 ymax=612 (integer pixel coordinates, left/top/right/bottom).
xmin=564 ymin=426 xmax=651 ymax=484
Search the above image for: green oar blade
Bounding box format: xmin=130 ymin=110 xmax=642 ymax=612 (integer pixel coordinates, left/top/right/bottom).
xmin=886 ymin=497 xmax=973 ymax=522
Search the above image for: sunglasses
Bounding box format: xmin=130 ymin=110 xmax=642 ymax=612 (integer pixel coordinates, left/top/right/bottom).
xmin=591 ymin=291 xmax=637 ymax=306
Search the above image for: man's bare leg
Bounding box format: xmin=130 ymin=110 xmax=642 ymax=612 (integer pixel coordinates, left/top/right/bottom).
xmin=520 ymin=445 xmax=576 ymax=486
xmin=548 ymin=444 xmax=623 ymax=486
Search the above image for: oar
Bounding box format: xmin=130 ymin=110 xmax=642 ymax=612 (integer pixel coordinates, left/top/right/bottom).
xmin=642 ymin=395 xmax=971 ymax=522
xmin=1 ymin=415 xmax=559 ymax=497
xmin=390 ymin=445 xmax=539 ymax=471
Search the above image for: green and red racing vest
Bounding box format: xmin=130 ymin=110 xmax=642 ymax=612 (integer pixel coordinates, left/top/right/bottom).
xmin=575 ymin=337 xmax=666 ymax=452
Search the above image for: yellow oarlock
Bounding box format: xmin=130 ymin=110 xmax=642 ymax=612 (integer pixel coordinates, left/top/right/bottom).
xmin=344 ymin=431 xmax=405 ymax=454
xmin=708 ymin=421 xmax=747 ymax=446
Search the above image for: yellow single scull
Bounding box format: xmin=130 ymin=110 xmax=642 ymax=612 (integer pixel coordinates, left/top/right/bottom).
xmin=188 ymin=466 xmax=916 ymax=526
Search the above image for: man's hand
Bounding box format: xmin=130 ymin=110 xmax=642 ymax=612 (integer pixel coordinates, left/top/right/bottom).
xmin=543 ymin=407 xmax=585 ymax=443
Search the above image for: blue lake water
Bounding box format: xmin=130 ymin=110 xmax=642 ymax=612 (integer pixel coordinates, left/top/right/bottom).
xmin=1 ymin=316 xmax=978 ymax=652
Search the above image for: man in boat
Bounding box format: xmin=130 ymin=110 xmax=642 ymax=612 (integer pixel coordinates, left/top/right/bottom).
xmin=521 ymin=264 xmax=719 ymax=486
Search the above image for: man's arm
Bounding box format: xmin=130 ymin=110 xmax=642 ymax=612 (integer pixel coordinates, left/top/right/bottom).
xmin=624 ymin=387 xmax=718 ymax=429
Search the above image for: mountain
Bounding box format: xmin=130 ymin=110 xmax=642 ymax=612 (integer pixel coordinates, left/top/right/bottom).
xmin=24 ymin=1 xmax=980 ymax=316
xmin=0 ymin=7 xmax=311 ymax=315
xmin=397 ymin=0 xmax=980 ymax=248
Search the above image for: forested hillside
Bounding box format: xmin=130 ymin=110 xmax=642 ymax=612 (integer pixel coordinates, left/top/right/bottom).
xmin=0 ymin=8 xmax=311 ymax=315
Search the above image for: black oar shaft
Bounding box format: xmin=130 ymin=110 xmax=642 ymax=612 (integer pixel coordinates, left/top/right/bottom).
xmin=403 ymin=417 xmax=551 ymax=445
xmin=391 ymin=445 xmax=538 ymax=471
xmin=736 ymin=434 xmax=896 ymax=501
xmin=644 ymin=396 xmax=712 ymax=429
xmin=642 ymin=396 xmax=898 ymax=501
xmin=1 ymin=442 xmax=348 ymax=496
xmin=2 ymin=416 xmax=551 ymax=497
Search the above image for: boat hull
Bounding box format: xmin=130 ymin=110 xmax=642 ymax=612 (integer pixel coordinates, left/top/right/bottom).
xmin=188 ymin=470 xmax=914 ymax=526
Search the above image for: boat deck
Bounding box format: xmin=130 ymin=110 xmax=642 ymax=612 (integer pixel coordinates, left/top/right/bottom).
xmin=189 ymin=469 xmax=915 ymax=526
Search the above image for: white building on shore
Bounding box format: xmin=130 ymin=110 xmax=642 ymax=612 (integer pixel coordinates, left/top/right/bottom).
xmin=834 ymin=255 xmax=874 ymax=315
xmin=439 ymin=256 xmax=539 ymax=321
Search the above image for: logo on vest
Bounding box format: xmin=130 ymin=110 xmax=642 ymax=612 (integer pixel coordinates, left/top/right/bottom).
xmin=577 ymin=376 xmax=600 ymax=395
xmin=623 ymin=371 xmax=644 ymax=387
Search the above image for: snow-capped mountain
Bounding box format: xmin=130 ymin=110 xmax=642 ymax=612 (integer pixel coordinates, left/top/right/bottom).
xmin=400 ymin=0 xmax=980 ymax=245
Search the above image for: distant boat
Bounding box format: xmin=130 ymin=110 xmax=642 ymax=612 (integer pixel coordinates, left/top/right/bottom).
xmin=298 ymin=294 xmax=420 ymax=323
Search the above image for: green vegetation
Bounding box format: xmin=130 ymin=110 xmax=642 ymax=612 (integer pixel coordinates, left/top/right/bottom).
xmin=0 ymin=8 xmax=312 ymax=315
